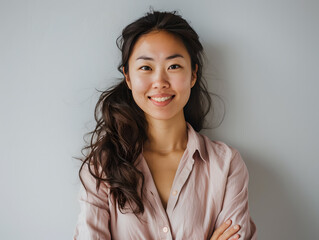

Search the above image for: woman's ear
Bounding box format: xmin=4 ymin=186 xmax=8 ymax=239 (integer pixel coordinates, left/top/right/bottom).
xmin=191 ymin=64 xmax=198 ymax=88
xmin=123 ymin=66 xmax=132 ymax=90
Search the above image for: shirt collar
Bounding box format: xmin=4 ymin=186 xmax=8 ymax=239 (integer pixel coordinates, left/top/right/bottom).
xmin=186 ymin=122 xmax=208 ymax=162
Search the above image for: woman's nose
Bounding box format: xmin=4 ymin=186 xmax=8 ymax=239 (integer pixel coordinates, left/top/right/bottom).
xmin=152 ymin=69 xmax=170 ymax=89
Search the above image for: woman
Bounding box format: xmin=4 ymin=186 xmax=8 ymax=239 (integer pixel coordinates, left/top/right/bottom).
xmin=73 ymin=10 xmax=257 ymax=240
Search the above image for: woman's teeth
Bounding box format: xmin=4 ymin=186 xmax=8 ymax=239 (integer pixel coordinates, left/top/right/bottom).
xmin=151 ymin=96 xmax=173 ymax=102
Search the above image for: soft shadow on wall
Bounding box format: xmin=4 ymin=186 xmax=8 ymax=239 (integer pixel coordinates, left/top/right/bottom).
xmin=200 ymin=42 xmax=315 ymax=240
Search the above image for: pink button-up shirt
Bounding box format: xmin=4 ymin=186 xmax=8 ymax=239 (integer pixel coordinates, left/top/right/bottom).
xmin=73 ymin=123 xmax=257 ymax=239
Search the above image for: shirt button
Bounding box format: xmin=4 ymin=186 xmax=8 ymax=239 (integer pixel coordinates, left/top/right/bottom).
xmin=172 ymin=190 xmax=178 ymax=196
xmin=162 ymin=227 xmax=169 ymax=233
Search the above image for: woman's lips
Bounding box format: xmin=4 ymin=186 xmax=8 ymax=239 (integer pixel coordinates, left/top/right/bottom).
xmin=148 ymin=94 xmax=175 ymax=106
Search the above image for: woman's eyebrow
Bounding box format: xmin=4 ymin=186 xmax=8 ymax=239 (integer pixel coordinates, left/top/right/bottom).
xmin=136 ymin=54 xmax=184 ymax=61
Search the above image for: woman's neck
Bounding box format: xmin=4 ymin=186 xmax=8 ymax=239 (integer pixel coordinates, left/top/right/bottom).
xmin=144 ymin=116 xmax=188 ymax=154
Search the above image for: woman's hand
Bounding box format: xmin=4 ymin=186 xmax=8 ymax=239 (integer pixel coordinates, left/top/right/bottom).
xmin=210 ymin=219 xmax=241 ymax=240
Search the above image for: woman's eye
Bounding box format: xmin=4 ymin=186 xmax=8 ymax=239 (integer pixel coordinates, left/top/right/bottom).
xmin=168 ymin=64 xmax=181 ymax=70
xmin=140 ymin=66 xmax=151 ymax=71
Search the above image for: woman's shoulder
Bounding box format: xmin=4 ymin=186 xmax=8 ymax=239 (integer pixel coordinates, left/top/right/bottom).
xmin=193 ymin=130 xmax=244 ymax=168
xmin=205 ymin=135 xmax=238 ymax=157
xmin=188 ymin=124 xmax=233 ymax=150
xmin=79 ymin=162 xmax=111 ymax=196
xmin=194 ymin=132 xmax=249 ymax=183
xmin=187 ymin=122 xmax=239 ymax=161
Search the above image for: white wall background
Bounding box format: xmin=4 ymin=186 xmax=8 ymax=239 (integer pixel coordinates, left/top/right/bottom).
xmin=1 ymin=0 xmax=318 ymax=239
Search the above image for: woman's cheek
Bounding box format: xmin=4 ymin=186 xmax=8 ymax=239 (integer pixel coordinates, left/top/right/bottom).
xmin=175 ymin=76 xmax=193 ymax=91
xmin=135 ymin=79 xmax=150 ymax=93
xmin=130 ymin=74 xmax=149 ymax=92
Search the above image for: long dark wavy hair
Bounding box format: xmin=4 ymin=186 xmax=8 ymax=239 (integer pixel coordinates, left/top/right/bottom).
xmin=79 ymin=10 xmax=213 ymax=216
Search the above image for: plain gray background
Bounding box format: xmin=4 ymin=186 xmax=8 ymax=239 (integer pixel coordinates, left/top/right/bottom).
xmin=1 ymin=0 xmax=318 ymax=239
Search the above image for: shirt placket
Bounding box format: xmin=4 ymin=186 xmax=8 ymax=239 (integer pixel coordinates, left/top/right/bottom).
xmin=140 ymin=155 xmax=174 ymax=240
xmin=148 ymin=190 xmax=173 ymax=240
xmin=165 ymin=151 xmax=195 ymax=217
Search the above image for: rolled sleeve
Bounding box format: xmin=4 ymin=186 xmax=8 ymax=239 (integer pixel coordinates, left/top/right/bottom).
xmin=73 ymin=164 xmax=111 ymax=240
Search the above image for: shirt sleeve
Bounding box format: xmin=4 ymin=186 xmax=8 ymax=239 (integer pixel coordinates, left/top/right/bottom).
xmin=215 ymin=150 xmax=257 ymax=240
xmin=73 ymin=163 xmax=111 ymax=240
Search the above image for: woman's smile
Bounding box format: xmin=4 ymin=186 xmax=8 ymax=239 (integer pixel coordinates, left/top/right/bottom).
xmin=148 ymin=94 xmax=175 ymax=106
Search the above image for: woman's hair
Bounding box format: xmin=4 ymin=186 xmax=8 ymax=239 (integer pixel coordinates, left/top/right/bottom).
xmin=79 ymin=10 xmax=212 ymax=216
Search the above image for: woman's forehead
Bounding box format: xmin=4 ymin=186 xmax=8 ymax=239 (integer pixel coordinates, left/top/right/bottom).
xmin=129 ymin=31 xmax=190 ymax=61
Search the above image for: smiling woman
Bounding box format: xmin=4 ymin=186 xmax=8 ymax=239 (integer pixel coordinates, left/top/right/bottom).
xmin=73 ymin=10 xmax=256 ymax=240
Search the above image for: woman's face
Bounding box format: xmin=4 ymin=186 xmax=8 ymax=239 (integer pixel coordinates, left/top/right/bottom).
xmin=124 ymin=30 xmax=197 ymax=123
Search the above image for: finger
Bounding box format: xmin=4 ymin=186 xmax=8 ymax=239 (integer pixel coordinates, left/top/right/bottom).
xmin=231 ymin=234 xmax=241 ymax=240
xmin=210 ymin=219 xmax=232 ymax=240
xmin=220 ymin=224 xmax=241 ymax=240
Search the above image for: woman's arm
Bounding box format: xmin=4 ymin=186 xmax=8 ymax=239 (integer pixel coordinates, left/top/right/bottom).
xmin=73 ymin=164 xmax=111 ymax=240
xmin=214 ymin=150 xmax=257 ymax=240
